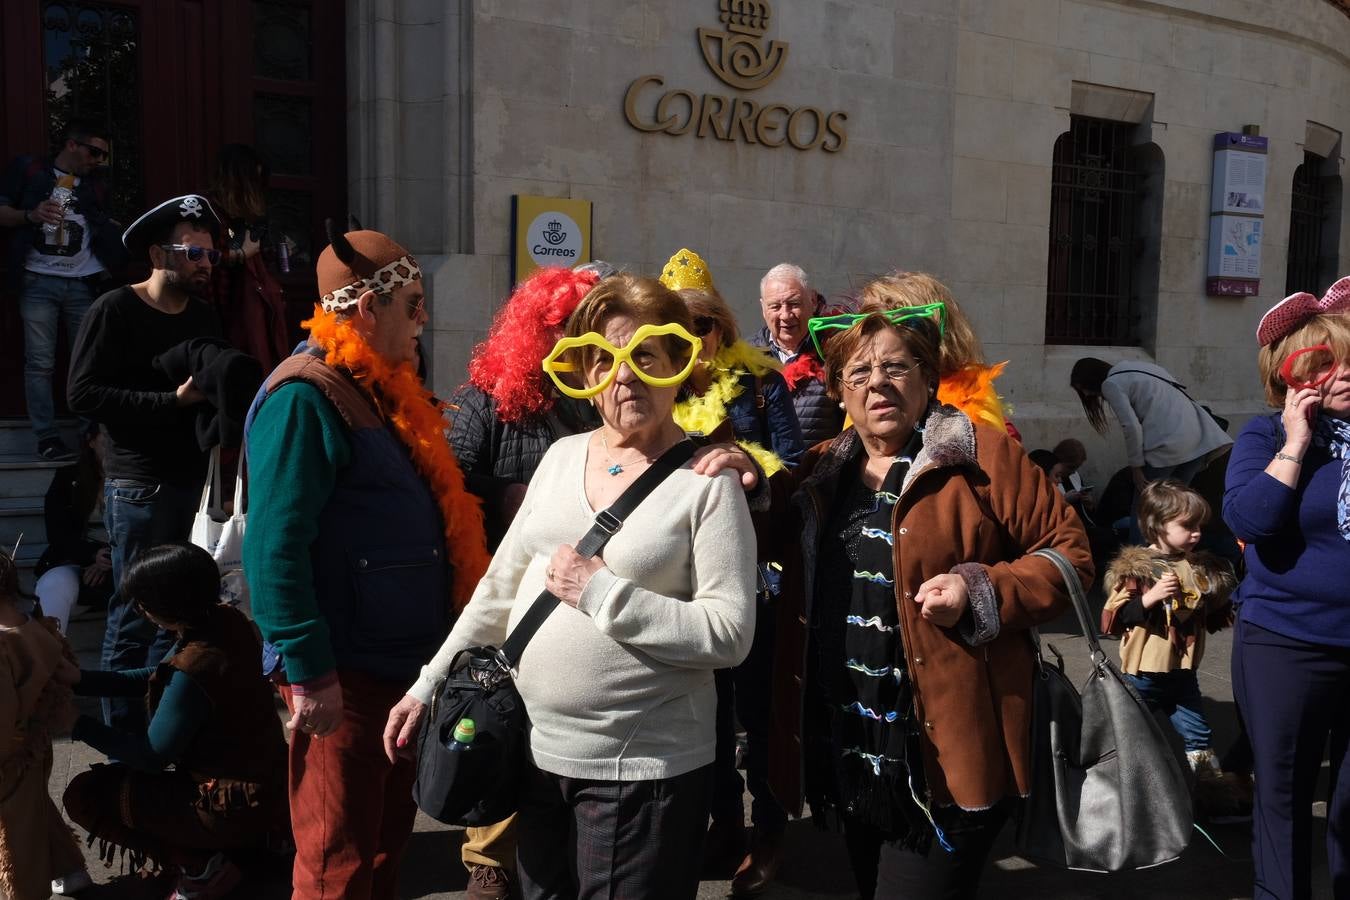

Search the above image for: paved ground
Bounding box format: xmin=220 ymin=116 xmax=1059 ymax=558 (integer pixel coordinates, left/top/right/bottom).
xmin=48 ymin=597 xmax=1330 ymax=899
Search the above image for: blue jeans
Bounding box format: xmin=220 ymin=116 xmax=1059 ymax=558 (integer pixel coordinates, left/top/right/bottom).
xmin=101 ymin=477 xmax=200 ymax=730
xmin=19 ymin=271 xmax=93 ymax=441
xmin=1124 ymin=669 xmax=1212 ymax=752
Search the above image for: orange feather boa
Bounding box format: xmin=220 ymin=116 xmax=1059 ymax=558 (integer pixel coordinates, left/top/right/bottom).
xmin=304 ymin=306 xmax=489 ymax=612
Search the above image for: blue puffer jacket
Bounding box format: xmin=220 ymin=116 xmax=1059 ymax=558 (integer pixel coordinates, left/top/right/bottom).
xmin=751 ymin=326 xmax=843 ymax=448
xmin=725 ymin=370 xmax=805 ymax=468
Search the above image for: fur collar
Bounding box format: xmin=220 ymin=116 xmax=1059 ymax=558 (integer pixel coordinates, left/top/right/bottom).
xmin=1104 ymin=545 xmax=1169 ymax=590
xmin=1105 ymin=544 xmax=1238 ymax=597
xmin=801 ymin=402 xmax=978 ymax=500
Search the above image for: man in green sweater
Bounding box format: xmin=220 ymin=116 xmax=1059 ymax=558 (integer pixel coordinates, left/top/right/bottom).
xmin=243 ymin=225 xmax=487 ymax=900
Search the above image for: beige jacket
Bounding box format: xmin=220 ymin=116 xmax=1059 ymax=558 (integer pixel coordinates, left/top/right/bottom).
xmin=1100 ymin=546 xmax=1235 ymax=675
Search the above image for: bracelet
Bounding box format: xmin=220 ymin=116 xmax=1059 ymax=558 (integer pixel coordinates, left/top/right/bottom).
xmin=23 ymin=209 xmax=35 ymax=224
xmin=1274 ymin=452 xmax=1303 ymax=465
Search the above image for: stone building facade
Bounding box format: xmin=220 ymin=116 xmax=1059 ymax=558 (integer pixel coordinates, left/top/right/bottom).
xmin=346 ymin=0 xmax=1350 ymax=485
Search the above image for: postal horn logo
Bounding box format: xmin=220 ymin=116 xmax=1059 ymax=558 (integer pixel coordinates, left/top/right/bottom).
xmin=698 ymin=0 xmax=788 ymax=91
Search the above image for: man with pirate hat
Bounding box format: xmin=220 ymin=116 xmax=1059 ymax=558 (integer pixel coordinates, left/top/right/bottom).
xmin=243 ymin=223 xmax=488 ymax=899
xmin=67 ymin=194 xmax=223 ymax=732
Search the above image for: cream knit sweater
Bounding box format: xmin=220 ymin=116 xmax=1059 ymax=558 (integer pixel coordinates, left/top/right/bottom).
xmin=409 ymin=433 xmax=756 ymax=781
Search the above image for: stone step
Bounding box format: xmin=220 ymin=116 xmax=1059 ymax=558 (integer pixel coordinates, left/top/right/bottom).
xmin=0 ymin=454 xmax=66 ymax=499
xmin=0 ymin=418 xmax=81 ymax=457
xmin=0 ymin=497 xmax=45 ymax=541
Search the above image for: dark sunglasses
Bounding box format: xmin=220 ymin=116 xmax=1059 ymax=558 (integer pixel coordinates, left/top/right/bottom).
xmin=160 ymin=243 xmax=222 ymax=265
xmin=692 ymin=315 xmax=716 ymax=337
xmin=76 ymin=141 xmax=109 ymax=161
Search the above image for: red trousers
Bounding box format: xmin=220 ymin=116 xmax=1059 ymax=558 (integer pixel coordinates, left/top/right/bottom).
xmin=279 ymin=669 xmax=417 ymax=900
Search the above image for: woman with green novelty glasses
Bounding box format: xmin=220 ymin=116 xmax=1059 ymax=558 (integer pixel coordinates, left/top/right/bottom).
xmin=706 ymin=301 xmax=1091 ymax=899
xmin=397 ymin=275 xmax=757 ymax=900
xmin=858 ymin=272 xmax=1019 ymax=439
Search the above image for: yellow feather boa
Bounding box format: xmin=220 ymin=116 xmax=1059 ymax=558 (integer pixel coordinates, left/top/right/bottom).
xmin=673 ymin=342 xmax=786 ymax=477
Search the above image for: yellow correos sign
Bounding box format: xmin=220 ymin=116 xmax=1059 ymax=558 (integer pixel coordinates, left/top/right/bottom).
xmin=511 ymin=195 xmax=592 ymax=283
xmin=623 ymin=0 xmax=848 ymax=153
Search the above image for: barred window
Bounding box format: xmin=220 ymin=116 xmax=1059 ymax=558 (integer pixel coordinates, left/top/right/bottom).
xmin=1285 ymin=150 xmax=1341 ymax=296
xmin=1045 ymin=116 xmax=1158 ymax=346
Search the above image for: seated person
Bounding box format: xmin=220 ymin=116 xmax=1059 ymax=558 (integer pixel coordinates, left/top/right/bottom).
xmin=1050 ymin=438 xmax=1093 ymax=513
xmin=34 ymin=423 xmax=112 ymax=632
xmin=1045 ymin=438 xmax=1120 ymax=576
xmin=62 ymin=544 xmax=288 ymax=900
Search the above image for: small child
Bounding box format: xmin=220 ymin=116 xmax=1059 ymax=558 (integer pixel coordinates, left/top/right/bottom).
xmin=0 ymin=549 xmax=90 ymax=899
xmin=1100 ymin=480 xmax=1246 ymax=820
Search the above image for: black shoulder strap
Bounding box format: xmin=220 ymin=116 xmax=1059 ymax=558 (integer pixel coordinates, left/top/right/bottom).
xmin=1108 ymin=368 xmax=1193 ymax=399
xmin=496 ymin=439 xmax=698 ymax=666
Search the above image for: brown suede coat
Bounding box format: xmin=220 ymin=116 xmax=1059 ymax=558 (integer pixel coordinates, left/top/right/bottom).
xmin=766 ymin=405 xmax=1094 ymax=813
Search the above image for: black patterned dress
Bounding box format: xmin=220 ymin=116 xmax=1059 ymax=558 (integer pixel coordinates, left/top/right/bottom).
xmin=803 ymin=431 xmax=933 ymax=850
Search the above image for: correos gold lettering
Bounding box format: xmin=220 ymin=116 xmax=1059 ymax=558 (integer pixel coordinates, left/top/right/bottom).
xmin=622 ymin=75 xmax=848 ymax=153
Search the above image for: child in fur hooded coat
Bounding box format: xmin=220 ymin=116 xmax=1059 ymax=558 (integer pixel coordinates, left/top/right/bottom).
xmin=0 ymin=549 xmax=88 ymax=899
xmin=1100 ymin=480 xmax=1247 ymax=819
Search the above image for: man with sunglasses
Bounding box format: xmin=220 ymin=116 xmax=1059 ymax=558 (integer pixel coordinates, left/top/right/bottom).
xmin=0 ymin=118 xmax=126 ymax=461
xmin=67 ymin=194 xmax=223 ymax=733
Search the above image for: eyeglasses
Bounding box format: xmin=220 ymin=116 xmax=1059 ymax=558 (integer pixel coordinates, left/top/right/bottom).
xmin=806 ymin=302 xmax=947 ymax=356
xmin=402 ymin=294 xmax=427 ymax=320
xmin=1280 ymin=343 xmax=1338 ymax=390
xmin=75 ymin=141 xmax=109 ymax=161
xmin=542 ymin=323 xmax=702 ymax=399
xmin=692 ymin=316 xmax=716 ymax=337
xmin=840 ymin=359 xmax=923 ymax=390
xmin=160 ymin=244 xmax=221 ymax=265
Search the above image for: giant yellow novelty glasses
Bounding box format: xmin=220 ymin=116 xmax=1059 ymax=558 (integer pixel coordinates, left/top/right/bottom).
xmin=542 ymin=323 xmax=703 ymax=400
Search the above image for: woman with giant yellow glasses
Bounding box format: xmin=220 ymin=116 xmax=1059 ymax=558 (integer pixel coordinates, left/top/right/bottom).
xmin=389 ymin=275 xmax=757 ymax=899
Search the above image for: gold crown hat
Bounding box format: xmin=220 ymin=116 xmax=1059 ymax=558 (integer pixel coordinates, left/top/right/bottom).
xmin=659 ymin=248 xmax=715 ymax=293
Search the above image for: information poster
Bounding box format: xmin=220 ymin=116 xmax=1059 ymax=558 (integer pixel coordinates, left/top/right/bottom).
xmin=511 ymin=195 xmax=592 ymax=284
xmin=1213 ymin=150 xmax=1266 ymax=214
xmin=1206 ymin=133 xmax=1267 ymax=296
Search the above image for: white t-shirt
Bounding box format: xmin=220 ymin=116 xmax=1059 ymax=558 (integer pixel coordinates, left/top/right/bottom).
xmin=24 ymin=170 xmax=104 ymax=278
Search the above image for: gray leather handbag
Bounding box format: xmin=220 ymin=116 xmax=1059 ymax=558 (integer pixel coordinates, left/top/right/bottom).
xmin=1015 ymin=548 xmax=1193 ymax=872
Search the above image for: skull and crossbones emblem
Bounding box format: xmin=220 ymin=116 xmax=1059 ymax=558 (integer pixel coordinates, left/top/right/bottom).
xmin=178 ymin=196 xmax=204 ymax=218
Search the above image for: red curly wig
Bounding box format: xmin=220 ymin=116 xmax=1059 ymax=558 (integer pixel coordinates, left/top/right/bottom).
xmin=467 ymin=266 xmax=601 ymax=423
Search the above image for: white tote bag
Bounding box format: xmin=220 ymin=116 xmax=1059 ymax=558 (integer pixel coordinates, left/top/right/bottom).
xmin=189 ymin=447 xmax=250 ymax=616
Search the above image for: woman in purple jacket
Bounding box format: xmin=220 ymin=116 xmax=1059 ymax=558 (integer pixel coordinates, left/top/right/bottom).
xmin=1223 ymin=280 xmax=1350 ymax=900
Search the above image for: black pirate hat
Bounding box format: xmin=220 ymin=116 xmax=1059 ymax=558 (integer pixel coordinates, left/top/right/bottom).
xmin=122 ymin=194 xmax=222 ymax=258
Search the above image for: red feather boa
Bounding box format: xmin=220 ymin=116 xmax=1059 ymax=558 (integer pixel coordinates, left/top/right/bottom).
xmin=781 ymin=350 xmax=826 ymax=392
xmin=305 ymin=307 xmax=489 ymax=612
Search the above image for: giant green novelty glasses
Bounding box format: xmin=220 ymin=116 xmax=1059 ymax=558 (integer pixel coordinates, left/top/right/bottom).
xmin=542 ymin=323 xmax=703 ymax=400
xmin=806 ymin=302 xmax=947 ymax=356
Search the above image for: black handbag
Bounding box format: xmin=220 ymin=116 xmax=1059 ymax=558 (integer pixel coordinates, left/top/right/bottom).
xmin=1015 ymin=548 xmax=1193 ymax=872
xmin=412 ymin=440 xmax=698 ymax=827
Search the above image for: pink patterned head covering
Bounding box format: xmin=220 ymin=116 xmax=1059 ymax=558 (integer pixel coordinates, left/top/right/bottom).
xmin=1257 ymin=276 xmax=1350 ymax=346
